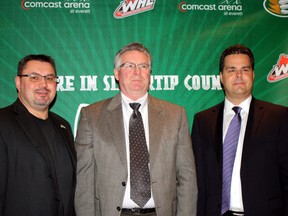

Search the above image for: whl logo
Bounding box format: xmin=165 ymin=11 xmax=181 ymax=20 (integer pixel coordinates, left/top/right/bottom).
xmin=267 ymin=54 xmax=288 ymax=82
xmin=114 ymin=0 xmax=156 ymax=19
xmin=263 ymin=0 xmax=288 ymax=17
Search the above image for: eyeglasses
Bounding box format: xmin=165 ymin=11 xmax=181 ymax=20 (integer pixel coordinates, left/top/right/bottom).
xmin=119 ymin=62 xmax=151 ymax=71
xmin=18 ymin=73 xmax=58 ymax=83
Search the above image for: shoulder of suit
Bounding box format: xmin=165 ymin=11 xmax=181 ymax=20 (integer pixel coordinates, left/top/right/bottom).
xmin=253 ymin=98 xmax=288 ymax=111
xmin=0 ymin=103 xmax=15 ymax=126
xmin=195 ymin=102 xmax=223 ymax=116
xmin=86 ymin=95 xmax=117 ymax=108
xmin=0 ymin=99 xmax=23 ymax=119
xmin=49 ymin=112 xmax=71 ymax=126
xmin=148 ymin=95 xmax=184 ymax=111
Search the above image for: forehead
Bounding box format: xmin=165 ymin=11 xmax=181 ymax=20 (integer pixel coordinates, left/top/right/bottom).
xmin=224 ymin=54 xmax=251 ymax=67
xmin=121 ymin=50 xmax=149 ymax=62
xmin=23 ymin=60 xmax=55 ymax=74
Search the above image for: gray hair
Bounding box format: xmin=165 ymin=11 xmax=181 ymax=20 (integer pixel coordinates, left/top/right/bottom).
xmin=114 ymin=42 xmax=152 ymax=68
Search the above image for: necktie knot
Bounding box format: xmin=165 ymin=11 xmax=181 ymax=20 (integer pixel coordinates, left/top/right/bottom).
xmin=130 ymin=103 xmax=141 ymax=118
xmin=232 ymin=106 xmax=241 ymax=115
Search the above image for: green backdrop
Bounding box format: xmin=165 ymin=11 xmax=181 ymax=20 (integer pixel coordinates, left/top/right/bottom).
xmin=1 ymin=0 xmax=288 ymax=136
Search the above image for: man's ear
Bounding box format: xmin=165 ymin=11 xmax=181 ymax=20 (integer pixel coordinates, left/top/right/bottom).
xmin=15 ymin=76 xmax=21 ymax=92
xmin=114 ymin=68 xmax=119 ymax=81
xmin=220 ymin=71 xmax=223 ymax=83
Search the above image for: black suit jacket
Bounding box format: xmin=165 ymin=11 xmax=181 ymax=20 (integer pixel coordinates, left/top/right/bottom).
xmin=0 ymin=99 xmax=76 ymax=216
xmin=191 ymin=98 xmax=288 ymax=216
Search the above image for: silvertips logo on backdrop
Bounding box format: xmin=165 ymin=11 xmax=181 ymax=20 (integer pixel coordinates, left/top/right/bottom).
xmin=267 ymin=54 xmax=288 ymax=82
xmin=264 ymin=0 xmax=288 ymax=17
xmin=114 ymin=0 xmax=156 ymax=19
xmin=21 ymin=0 xmax=91 ymax=14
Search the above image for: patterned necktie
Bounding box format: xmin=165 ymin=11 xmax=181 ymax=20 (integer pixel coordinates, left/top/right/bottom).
xmin=222 ymin=106 xmax=242 ymax=214
xmin=129 ymin=103 xmax=151 ymax=208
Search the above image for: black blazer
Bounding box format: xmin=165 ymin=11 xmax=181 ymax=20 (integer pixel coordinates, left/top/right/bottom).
xmin=0 ymin=99 xmax=76 ymax=216
xmin=191 ymin=98 xmax=288 ymax=216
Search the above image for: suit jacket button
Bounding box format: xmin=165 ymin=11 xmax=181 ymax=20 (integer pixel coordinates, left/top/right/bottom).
xmin=49 ymin=175 xmax=53 ymax=179
xmin=117 ymin=206 xmax=121 ymax=211
xmin=122 ymin=182 xmax=126 ymax=186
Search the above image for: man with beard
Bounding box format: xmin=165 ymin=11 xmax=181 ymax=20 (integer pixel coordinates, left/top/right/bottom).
xmin=0 ymin=54 xmax=76 ymax=216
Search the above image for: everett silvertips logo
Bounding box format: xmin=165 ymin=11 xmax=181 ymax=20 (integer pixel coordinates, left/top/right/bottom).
xmin=263 ymin=0 xmax=288 ymax=17
xmin=267 ymin=54 xmax=288 ymax=82
xmin=114 ymin=0 xmax=156 ymax=19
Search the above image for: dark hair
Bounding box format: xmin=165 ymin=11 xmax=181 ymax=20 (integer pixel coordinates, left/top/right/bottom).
xmin=219 ymin=44 xmax=254 ymax=72
xmin=114 ymin=42 xmax=152 ymax=68
xmin=17 ymin=54 xmax=56 ymax=75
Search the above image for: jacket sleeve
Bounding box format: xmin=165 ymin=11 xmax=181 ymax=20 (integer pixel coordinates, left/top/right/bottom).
xmin=0 ymin=130 xmax=7 ymax=216
xmin=176 ymin=108 xmax=198 ymax=216
xmin=279 ymin=108 xmax=288 ymax=216
xmin=74 ymin=107 xmax=96 ymax=216
xmin=191 ymin=114 xmax=205 ymax=216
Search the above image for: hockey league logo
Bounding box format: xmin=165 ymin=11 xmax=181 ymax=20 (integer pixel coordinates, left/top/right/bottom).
xmin=267 ymin=54 xmax=288 ymax=82
xmin=114 ymin=0 xmax=156 ymax=19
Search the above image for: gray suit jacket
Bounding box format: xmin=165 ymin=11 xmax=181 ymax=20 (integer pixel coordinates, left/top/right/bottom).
xmin=75 ymin=93 xmax=197 ymax=216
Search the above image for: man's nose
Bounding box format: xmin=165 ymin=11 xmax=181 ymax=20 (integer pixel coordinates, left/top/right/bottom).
xmin=236 ymin=69 xmax=243 ymax=77
xmin=133 ymin=66 xmax=141 ymax=74
xmin=38 ymin=77 xmax=48 ymax=86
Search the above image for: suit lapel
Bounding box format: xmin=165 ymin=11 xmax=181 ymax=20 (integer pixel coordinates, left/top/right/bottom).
xmin=209 ymin=103 xmax=224 ymax=172
xmin=244 ymin=99 xmax=264 ymax=143
xmin=50 ymin=114 xmax=76 ymax=169
xmin=241 ymin=98 xmax=265 ymax=166
xmin=147 ymin=96 xmax=165 ymax=171
xmin=106 ymin=94 xmax=128 ymax=171
xmin=13 ymin=99 xmax=52 ymax=167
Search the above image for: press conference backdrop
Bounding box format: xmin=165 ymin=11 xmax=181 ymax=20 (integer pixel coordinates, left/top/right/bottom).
xmin=1 ymin=0 xmax=288 ymax=136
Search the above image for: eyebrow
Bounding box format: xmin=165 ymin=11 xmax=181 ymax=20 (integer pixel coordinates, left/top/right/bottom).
xmin=225 ymin=66 xmax=251 ymax=70
xmin=29 ymin=72 xmax=56 ymax=76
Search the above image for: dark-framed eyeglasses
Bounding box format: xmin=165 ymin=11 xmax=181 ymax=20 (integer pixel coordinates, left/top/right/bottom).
xmin=18 ymin=73 xmax=58 ymax=84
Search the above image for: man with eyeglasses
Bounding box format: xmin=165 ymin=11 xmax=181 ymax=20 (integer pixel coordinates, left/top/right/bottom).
xmin=74 ymin=42 xmax=197 ymax=216
xmin=0 ymin=54 xmax=76 ymax=216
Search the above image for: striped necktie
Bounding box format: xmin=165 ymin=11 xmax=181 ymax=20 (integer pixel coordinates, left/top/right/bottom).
xmin=222 ymin=106 xmax=242 ymax=214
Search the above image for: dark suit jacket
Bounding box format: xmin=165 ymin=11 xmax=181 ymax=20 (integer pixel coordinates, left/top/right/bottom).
xmin=0 ymin=99 xmax=76 ymax=216
xmin=191 ymin=98 xmax=288 ymax=216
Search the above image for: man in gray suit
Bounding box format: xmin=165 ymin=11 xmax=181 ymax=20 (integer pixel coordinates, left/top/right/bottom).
xmin=74 ymin=42 xmax=197 ymax=216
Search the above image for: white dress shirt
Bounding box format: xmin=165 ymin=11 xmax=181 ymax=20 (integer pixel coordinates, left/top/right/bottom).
xmin=223 ymin=95 xmax=252 ymax=212
xmin=121 ymin=92 xmax=156 ymax=209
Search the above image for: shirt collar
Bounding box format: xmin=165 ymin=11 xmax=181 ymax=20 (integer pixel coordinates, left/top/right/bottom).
xmin=224 ymin=95 xmax=252 ymax=115
xmin=121 ymin=92 xmax=148 ymax=112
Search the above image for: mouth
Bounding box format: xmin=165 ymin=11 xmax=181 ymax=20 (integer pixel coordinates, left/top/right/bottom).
xmin=35 ymin=89 xmax=49 ymax=96
xmin=132 ymin=79 xmax=142 ymax=83
xmin=233 ymin=79 xmax=245 ymax=85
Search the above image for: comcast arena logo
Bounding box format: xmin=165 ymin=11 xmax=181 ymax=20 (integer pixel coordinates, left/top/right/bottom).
xmin=264 ymin=0 xmax=288 ymax=17
xmin=267 ymin=54 xmax=288 ymax=82
xmin=21 ymin=0 xmax=91 ymax=13
xmin=178 ymin=0 xmax=243 ymax=16
xmin=114 ymin=0 xmax=156 ymax=19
